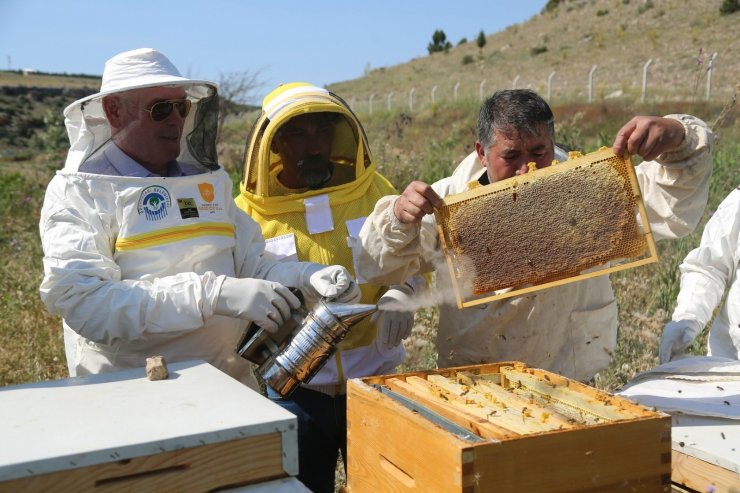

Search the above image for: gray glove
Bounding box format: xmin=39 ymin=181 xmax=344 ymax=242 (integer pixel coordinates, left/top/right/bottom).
xmin=658 ymin=319 xmax=703 ymax=364
xmin=374 ymin=285 xmax=415 ymax=350
xmin=215 ymin=277 xmax=301 ymax=333
xmin=301 ymin=264 xmax=361 ymax=303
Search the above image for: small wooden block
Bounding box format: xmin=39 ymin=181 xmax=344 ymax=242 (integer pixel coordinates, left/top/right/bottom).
xmin=146 ymin=355 xmax=169 ymax=381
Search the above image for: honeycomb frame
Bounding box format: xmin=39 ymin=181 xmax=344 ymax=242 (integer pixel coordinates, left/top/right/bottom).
xmin=434 ymin=148 xmax=658 ymax=308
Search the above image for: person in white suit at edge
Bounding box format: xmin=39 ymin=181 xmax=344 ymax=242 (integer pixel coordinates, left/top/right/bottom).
xmin=660 ymin=186 xmax=740 ymax=364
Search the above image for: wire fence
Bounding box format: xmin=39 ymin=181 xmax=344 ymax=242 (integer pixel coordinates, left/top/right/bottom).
xmin=340 ymin=54 xmax=737 ymax=116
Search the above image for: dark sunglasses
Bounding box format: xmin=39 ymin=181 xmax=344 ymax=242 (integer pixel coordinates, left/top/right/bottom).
xmin=143 ymin=99 xmax=192 ymax=121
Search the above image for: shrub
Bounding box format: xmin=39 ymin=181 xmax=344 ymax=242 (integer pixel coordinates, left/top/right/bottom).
xmin=597 ymin=9 xmax=609 ymax=16
xmin=462 ymin=55 xmax=474 ymax=65
xmin=530 ymin=45 xmax=548 ymax=56
xmin=637 ymin=0 xmax=654 ymax=14
xmin=720 ymin=0 xmax=740 ymax=14
xmin=36 ymin=109 xmax=68 ymax=154
xmin=555 ymin=111 xmax=584 ymax=152
xmin=543 ymin=0 xmax=563 ymax=12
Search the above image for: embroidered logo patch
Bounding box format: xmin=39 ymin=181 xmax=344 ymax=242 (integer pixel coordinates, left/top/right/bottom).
xmin=137 ymin=186 xmax=171 ymax=221
xmin=196 ymin=182 xmax=223 ymax=214
xmin=177 ymin=198 xmax=200 ymax=219
xmin=198 ymin=183 xmax=215 ymax=203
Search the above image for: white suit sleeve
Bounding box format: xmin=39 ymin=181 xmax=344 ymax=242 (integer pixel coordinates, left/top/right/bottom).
xmin=356 ymin=191 xmax=444 ymax=286
xmin=672 ymin=189 xmax=740 ymax=326
xmin=39 ymin=185 xmax=223 ymax=345
xmin=636 ymin=114 xmax=713 ymax=241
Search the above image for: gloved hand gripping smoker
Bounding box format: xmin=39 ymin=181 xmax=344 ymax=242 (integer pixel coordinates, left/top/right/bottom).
xmin=235 ymin=289 xmax=376 ymax=398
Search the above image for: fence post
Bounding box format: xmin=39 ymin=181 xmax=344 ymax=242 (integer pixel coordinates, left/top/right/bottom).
xmin=479 ymin=79 xmax=487 ymax=101
xmin=588 ymin=65 xmax=598 ymax=103
xmin=641 ymin=59 xmax=653 ymax=103
xmin=431 ymin=85 xmax=438 ymax=105
xmin=706 ymin=52 xmax=718 ymax=100
xmin=547 ymin=71 xmax=556 ymax=101
xmin=368 ymin=94 xmax=375 ymax=115
xmin=512 ymin=75 xmax=520 ymax=90
xmin=454 ymin=81 xmax=460 ymax=101
xmin=387 ymin=92 xmax=394 ymax=111
xmin=409 ymin=87 xmax=415 ymax=111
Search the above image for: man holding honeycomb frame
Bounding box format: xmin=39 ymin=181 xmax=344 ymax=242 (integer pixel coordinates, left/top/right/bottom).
xmin=355 ymin=89 xmax=713 ymax=382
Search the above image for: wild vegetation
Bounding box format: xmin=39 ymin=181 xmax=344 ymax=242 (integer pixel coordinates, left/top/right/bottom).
xmin=329 ymin=0 xmax=739 ymax=110
xmin=0 ymin=0 xmax=738 ymax=391
xmin=1 ymin=82 xmax=737 ymax=389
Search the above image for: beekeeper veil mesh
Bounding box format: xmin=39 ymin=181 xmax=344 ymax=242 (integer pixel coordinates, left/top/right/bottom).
xmin=183 ymin=85 xmax=219 ymax=169
xmin=62 ymin=48 xmax=220 ymax=172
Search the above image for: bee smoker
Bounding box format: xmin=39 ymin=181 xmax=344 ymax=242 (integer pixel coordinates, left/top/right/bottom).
xmin=235 ymin=293 xmax=377 ymax=398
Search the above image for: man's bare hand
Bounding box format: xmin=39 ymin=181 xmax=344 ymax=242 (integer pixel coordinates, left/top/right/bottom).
xmin=393 ymin=181 xmax=443 ymax=224
xmin=612 ymin=116 xmax=685 ymax=162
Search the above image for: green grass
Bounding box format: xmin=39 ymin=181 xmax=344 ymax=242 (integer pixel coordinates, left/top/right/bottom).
xmin=1 ymin=96 xmax=737 ymax=394
xmin=0 ymin=170 xmax=66 ymax=385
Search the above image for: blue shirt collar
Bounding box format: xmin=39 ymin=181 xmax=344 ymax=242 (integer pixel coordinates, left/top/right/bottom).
xmin=103 ymin=144 xmax=186 ymax=177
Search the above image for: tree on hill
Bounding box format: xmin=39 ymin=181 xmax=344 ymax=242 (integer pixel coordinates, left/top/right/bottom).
xmin=427 ymin=29 xmax=452 ymax=54
xmin=543 ymin=0 xmax=563 ymax=12
xmin=476 ymin=30 xmax=487 ymax=53
xmin=217 ymin=69 xmax=263 ymax=140
xmin=720 ymin=0 xmax=740 ymax=15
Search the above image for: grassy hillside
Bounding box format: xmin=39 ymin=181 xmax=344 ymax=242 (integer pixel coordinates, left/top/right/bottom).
xmin=0 ymin=0 xmax=738 ymax=390
xmin=0 ymin=70 xmax=99 ymax=89
xmin=329 ymin=0 xmax=739 ymax=110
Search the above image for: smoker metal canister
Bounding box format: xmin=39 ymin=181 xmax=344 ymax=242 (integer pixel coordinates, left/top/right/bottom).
xmin=260 ymin=300 xmax=377 ymax=398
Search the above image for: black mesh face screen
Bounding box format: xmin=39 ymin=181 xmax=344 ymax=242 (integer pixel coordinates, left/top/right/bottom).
xmin=243 ymin=117 xmax=269 ymax=193
xmin=186 ymin=93 xmax=219 ymax=170
xmin=331 ymin=91 xmax=372 ymax=169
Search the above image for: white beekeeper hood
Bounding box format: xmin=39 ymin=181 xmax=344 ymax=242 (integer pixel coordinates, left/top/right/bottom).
xmin=62 ymin=48 xmax=220 ymax=172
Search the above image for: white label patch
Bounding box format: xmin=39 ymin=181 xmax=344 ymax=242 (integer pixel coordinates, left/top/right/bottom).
xmin=304 ymin=194 xmax=334 ymax=234
xmin=265 ymin=233 xmax=298 ymax=262
xmin=346 ymin=216 xmax=368 ymax=284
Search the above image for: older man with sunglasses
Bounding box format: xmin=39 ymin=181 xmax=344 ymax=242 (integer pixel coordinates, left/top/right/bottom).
xmin=38 ymin=48 xmax=359 ymax=388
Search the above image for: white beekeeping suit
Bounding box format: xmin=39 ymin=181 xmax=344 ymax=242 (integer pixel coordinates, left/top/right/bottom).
xmin=358 ymin=114 xmax=713 ymax=381
xmin=39 ymin=49 xmax=356 ymax=387
xmin=661 ymin=187 xmax=740 ymax=362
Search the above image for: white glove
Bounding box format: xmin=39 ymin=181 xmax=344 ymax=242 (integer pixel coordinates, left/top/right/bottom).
xmin=659 ymin=319 xmax=703 ymax=364
xmin=215 ymin=277 xmax=301 ymax=333
xmin=374 ymin=285 xmax=415 ymax=350
xmin=301 ymin=264 xmax=361 ymax=303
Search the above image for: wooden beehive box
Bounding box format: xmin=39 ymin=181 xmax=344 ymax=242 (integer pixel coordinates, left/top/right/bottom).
xmin=347 ymin=362 xmax=671 ymax=493
xmin=0 ymin=360 xmax=298 ymax=493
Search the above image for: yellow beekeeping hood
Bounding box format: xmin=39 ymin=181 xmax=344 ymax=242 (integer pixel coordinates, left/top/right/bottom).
xmin=240 ymin=82 xmax=375 ymax=214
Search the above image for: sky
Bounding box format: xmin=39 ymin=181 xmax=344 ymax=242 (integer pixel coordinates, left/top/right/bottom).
xmin=0 ymin=0 xmax=547 ymax=102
